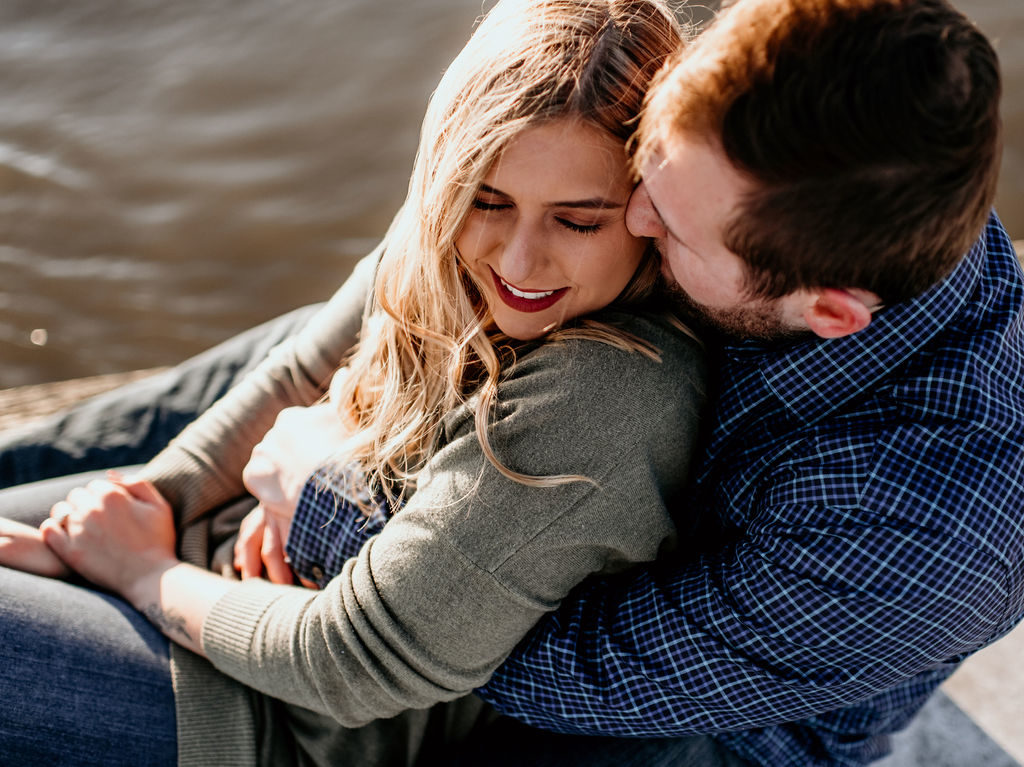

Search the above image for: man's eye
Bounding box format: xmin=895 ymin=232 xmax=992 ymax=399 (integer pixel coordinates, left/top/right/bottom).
xmin=472 ymin=199 xmax=510 ymax=211
xmin=557 ymin=218 xmax=602 ymax=235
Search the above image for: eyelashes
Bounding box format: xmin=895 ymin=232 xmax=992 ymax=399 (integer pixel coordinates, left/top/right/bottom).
xmin=472 ymin=199 xmax=509 ymax=211
xmin=557 ymin=219 xmax=602 ymax=235
xmin=471 ymin=198 xmax=603 ymax=235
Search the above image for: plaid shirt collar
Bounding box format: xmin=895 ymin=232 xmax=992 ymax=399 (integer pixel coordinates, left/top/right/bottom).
xmin=700 ymin=230 xmax=988 ymax=472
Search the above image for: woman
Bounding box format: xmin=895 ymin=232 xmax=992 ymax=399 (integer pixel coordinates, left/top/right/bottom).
xmin=0 ymin=1 xmax=703 ymax=765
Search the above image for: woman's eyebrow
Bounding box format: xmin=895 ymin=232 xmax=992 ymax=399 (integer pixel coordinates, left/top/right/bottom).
xmin=550 ymin=197 xmax=626 ymax=210
xmin=477 ymin=182 xmax=622 ymax=209
xmin=478 ymin=183 xmax=626 ymax=210
xmin=477 ymin=183 xmax=506 ymax=197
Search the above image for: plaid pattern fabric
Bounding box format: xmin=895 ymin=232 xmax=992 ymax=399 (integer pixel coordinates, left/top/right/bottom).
xmin=286 ymin=467 xmax=391 ymax=589
xmin=476 ymin=213 xmax=1024 ymax=766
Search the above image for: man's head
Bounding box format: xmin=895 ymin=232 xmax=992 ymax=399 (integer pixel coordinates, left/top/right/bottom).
xmin=628 ymin=0 xmax=1002 ymax=340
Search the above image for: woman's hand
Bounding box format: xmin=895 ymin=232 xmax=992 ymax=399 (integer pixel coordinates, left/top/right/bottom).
xmin=40 ymin=474 xmax=237 ymax=657
xmin=40 ymin=475 xmax=179 ymax=599
xmin=237 ymin=403 xmax=347 ymax=582
xmin=0 ymin=517 xmax=72 ymax=578
xmin=234 ymin=503 xmax=291 ymax=583
xmin=242 ymin=403 xmax=348 ymax=538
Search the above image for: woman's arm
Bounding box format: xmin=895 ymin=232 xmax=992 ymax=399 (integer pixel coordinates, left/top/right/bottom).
xmin=41 ymin=475 xmax=225 ymax=655
xmin=201 ymin=318 xmax=705 ymax=725
xmin=49 ymin=317 xmax=705 ymax=727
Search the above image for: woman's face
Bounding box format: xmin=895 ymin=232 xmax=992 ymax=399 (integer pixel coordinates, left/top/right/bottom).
xmin=455 ymin=119 xmax=647 ymax=340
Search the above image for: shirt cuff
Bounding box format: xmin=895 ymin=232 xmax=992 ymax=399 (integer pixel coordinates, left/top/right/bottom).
xmin=285 ymin=466 xmax=390 ymax=588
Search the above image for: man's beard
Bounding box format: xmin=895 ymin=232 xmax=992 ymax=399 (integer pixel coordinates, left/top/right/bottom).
xmin=662 ymin=277 xmax=807 ymax=344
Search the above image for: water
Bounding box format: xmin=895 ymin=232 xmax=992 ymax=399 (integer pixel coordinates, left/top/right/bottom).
xmin=0 ymin=0 xmax=1020 ymax=387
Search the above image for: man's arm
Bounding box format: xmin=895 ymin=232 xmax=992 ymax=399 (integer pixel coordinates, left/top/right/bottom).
xmin=479 ymin=512 xmax=1008 ymax=736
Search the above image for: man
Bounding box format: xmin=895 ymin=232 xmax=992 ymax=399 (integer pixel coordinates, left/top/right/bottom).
xmin=471 ymin=0 xmax=1023 ymax=764
xmin=1 ymin=0 xmax=1019 ymax=765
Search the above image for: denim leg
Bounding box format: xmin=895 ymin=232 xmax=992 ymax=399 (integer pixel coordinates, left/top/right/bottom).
xmin=444 ymin=716 xmax=751 ymax=767
xmin=0 ymin=565 xmax=176 ymax=767
xmin=0 ymin=472 xmax=176 ymax=765
xmin=0 ymin=304 xmax=322 ymax=489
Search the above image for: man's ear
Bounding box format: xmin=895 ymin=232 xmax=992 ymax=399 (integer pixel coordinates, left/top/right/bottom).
xmin=803 ymin=288 xmax=875 ymax=339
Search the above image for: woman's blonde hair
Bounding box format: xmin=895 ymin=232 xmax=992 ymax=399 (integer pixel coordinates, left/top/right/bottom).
xmin=328 ymin=0 xmax=686 ymax=506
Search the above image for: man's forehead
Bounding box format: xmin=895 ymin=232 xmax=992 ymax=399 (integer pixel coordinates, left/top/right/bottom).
xmin=640 ymin=132 xmax=755 ymax=253
xmin=646 ymin=134 xmax=751 ymax=200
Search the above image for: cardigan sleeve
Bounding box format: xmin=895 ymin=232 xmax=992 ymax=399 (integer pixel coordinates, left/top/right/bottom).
xmin=137 ymin=250 xmax=378 ymax=564
xmin=200 ymin=318 xmax=706 ymax=727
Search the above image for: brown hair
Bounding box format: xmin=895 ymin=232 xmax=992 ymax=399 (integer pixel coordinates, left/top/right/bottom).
xmin=637 ymin=0 xmax=1002 ymax=304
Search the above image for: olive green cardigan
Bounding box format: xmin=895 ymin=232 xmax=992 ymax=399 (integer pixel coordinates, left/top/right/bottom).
xmin=139 ymin=250 xmax=707 ymax=767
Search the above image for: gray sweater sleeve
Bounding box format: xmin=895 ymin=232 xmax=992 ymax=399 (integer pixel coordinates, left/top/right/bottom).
xmin=200 ymin=318 xmax=706 ymax=727
xmin=138 ymin=251 xmax=377 ymax=564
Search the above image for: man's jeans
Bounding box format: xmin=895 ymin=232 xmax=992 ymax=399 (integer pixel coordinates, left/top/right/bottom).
xmin=0 ymin=558 xmax=177 ymax=766
xmin=0 ymin=308 xmax=320 ymax=765
xmin=0 ymin=475 xmax=173 ymax=766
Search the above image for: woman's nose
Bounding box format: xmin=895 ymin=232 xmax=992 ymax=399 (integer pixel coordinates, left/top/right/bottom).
xmin=625 ymin=183 xmax=667 ymax=239
xmin=498 ymin=224 xmax=544 ymax=285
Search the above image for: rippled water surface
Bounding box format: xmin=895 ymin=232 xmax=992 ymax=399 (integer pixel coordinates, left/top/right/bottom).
xmin=1 ymin=0 xmax=1021 ymax=386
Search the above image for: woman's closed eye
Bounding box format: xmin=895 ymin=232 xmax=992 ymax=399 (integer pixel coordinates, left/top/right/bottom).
xmin=556 ymin=217 xmax=602 ymax=235
xmin=472 ymin=198 xmax=510 ymax=211
xmin=471 ymin=195 xmax=604 ymax=234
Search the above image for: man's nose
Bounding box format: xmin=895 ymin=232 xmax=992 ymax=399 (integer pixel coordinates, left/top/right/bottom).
xmin=625 ymin=182 xmax=667 ymax=239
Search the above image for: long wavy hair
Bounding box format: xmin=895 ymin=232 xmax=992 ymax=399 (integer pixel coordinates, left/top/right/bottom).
xmin=328 ymin=0 xmax=686 ymax=507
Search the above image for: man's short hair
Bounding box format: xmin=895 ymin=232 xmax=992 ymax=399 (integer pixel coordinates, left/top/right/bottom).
xmin=638 ymin=0 xmax=1002 ymax=305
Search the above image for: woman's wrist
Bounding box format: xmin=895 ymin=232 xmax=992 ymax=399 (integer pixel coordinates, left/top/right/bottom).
xmin=124 ymin=560 xmax=237 ymax=656
xmin=122 ymin=557 xmax=180 ymax=612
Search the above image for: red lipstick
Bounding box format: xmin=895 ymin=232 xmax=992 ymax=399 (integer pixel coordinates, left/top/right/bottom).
xmin=490 ymin=269 xmax=569 ymax=313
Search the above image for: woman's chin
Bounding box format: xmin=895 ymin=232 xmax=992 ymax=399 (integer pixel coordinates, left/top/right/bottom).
xmin=494 ymin=321 xmax=557 ymax=341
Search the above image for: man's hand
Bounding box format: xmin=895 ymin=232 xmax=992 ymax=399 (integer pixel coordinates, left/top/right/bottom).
xmin=234 ymin=504 xmax=291 ymax=583
xmin=0 ymin=517 xmax=71 ymax=578
xmin=242 ymin=404 xmax=349 ymax=542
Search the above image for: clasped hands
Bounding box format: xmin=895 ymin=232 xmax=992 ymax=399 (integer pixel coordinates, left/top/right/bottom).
xmin=0 ymin=477 xmax=171 ymax=588
xmin=0 ymin=403 xmax=346 ymax=596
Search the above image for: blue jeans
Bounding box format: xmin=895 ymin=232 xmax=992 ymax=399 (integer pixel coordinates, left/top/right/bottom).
xmin=0 ymin=477 xmax=176 ymax=766
xmin=0 ymin=310 xmax=321 ymax=766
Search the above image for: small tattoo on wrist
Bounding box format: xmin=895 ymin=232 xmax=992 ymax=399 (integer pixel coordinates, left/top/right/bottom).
xmin=140 ymin=604 xmax=192 ymax=643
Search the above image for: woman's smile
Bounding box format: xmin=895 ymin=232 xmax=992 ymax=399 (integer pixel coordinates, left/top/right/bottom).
xmin=491 ymin=268 xmax=569 ymax=312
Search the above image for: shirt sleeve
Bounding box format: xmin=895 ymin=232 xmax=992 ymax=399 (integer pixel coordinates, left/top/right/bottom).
xmin=477 ymin=506 xmax=1009 ymax=736
xmin=199 ymin=322 xmax=706 ymax=727
xmin=286 ymin=467 xmax=392 ymax=589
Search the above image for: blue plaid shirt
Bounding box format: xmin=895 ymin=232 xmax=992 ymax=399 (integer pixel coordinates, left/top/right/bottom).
xmin=287 ymin=214 xmax=1024 ymax=766
xmin=286 ymin=467 xmax=393 ymax=589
